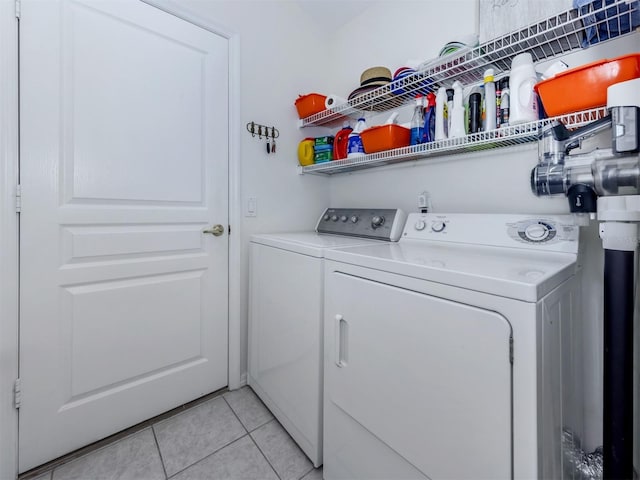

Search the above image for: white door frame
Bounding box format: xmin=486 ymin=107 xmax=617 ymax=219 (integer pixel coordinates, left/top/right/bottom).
xmin=0 ymin=1 xmax=242 ymax=477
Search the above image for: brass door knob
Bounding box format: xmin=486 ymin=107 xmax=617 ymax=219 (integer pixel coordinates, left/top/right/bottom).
xmin=203 ymin=224 xmax=225 ymax=236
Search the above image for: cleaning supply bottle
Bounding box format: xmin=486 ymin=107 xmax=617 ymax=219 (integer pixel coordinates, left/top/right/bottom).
xmin=448 ymin=81 xmax=466 ymax=138
xmin=468 ymin=91 xmax=482 ymax=133
xmin=333 ymin=121 xmax=352 ymax=160
xmin=499 ymin=77 xmax=510 ymax=127
xmin=509 ymin=53 xmax=538 ymax=124
xmin=435 ymin=87 xmax=447 ymax=141
xmin=445 ymin=88 xmax=454 ymax=137
xmin=422 ymin=92 xmax=436 ymax=143
xmin=483 ymin=69 xmax=496 ymax=131
xmin=410 ymin=95 xmax=424 ymax=145
xmin=495 ymin=79 xmax=502 ymax=128
xmin=347 ymin=118 xmax=367 ymax=157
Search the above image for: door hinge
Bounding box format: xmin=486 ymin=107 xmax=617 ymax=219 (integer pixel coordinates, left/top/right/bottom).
xmin=509 ymin=336 xmax=514 ymax=365
xmin=228 ymin=225 xmax=231 ymax=235
xmin=13 ymin=378 xmax=21 ymax=409
xmin=15 ymin=184 xmax=21 ymax=213
xmin=15 ymin=0 xmax=21 ymax=19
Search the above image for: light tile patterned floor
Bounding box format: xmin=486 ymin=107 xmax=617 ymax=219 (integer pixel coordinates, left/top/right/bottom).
xmin=23 ymin=387 xmax=323 ymax=480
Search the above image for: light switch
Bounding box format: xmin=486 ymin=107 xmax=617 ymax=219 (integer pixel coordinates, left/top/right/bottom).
xmin=246 ymin=196 xmax=257 ymax=217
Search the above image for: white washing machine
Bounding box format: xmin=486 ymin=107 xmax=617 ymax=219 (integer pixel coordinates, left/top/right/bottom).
xmin=248 ymin=208 xmax=406 ymax=467
xmin=323 ymin=213 xmax=584 ymax=480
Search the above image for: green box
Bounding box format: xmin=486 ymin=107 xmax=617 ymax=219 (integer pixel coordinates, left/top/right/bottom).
xmin=314 ymin=136 xmax=334 ymax=147
xmin=314 ymin=150 xmax=333 ymax=163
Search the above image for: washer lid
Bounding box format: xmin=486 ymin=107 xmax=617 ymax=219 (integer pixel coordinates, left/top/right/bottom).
xmin=250 ymin=232 xmax=384 ymax=258
xmin=325 ymin=240 xmax=577 ymax=302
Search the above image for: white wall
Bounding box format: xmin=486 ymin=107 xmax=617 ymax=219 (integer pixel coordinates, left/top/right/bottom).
xmin=176 ymin=0 xmax=335 ymax=378
xmin=324 ymin=0 xmax=478 ymax=97
xmin=323 ymin=0 xmax=640 ymax=457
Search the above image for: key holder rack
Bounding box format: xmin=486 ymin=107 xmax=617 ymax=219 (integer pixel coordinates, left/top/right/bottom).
xmin=246 ymin=121 xmax=279 ymax=154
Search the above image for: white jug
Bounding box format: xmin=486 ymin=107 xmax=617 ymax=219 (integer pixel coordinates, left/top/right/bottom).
xmin=509 ymin=53 xmax=539 ymax=125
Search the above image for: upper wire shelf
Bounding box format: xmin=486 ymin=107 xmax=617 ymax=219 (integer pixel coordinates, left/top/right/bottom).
xmin=298 ymin=108 xmax=607 ymax=175
xmin=298 ymin=0 xmax=639 ymax=128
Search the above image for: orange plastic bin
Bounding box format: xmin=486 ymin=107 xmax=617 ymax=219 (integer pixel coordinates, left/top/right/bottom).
xmin=360 ymin=124 xmax=411 ymax=153
xmin=534 ymin=53 xmax=640 ymax=116
xmin=294 ymin=93 xmax=327 ymax=119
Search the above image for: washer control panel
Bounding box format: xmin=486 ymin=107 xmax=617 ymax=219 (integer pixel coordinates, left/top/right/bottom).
xmin=317 ymin=208 xmax=407 ymax=241
xmin=402 ymin=213 xmax=579 ymax=253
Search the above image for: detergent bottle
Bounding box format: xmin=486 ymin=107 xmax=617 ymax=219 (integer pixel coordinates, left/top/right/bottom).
xmin=333 ymin=122 xmax=353 ymax=160
xmin=509 ymin=53 xmax=539 ymax=124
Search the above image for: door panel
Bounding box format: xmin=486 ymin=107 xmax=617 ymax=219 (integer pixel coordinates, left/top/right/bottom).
xmin=66 ymin=2 xmax=206 ymax=205
xmin=325 ymin=271 xmax=513 ymax=479
xmin=19 ymin=0 xmax=229 ymax=471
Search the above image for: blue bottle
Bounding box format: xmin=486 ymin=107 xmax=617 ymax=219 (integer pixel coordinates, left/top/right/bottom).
xmin=347 ymin=118 xmax=366 ymax=158
xmin=410 ymin=95 xmax=424 ymax=145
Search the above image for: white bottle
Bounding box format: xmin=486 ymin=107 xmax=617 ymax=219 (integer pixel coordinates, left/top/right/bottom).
xmin=435 ymin=87 xmax=447 ymax=140
xmin=448 ymin=81 xmax=466 ymax=138
xmin=509 ymin=53 xmax=539 ymax=125
xmin=483 ymin=68 xmax=496 ymax=131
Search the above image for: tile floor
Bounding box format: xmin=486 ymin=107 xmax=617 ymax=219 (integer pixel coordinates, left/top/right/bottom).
xmin=23 ymin=387 xmax=323 ymax=480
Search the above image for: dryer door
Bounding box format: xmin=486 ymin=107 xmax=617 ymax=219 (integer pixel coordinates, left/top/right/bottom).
xmin=325 ymin=271 xmax=513 ymax=480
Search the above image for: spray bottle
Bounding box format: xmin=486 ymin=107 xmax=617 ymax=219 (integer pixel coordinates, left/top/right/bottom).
xmin=448 ymin=81 xmax=466 ymax=138
xmin=422 ymin=92 xmax=436 ymax=143
xmin=410 ymin=95 xmax=424 ymax=145
xmin=347 ymin=118 xmax=367 ymax=157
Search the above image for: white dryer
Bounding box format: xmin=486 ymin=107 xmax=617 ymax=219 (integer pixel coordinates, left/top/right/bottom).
xmin=248 ymin=208 xmax=406 ymax=467
xmin=323 ymin=213 xmax=584 ymax=479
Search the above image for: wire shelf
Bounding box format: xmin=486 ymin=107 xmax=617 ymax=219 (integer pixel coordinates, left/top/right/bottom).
xmin=298 ymin=0 xmax=638 ymax=128
xmin=298 ymin=108 xmax=607 ymax=175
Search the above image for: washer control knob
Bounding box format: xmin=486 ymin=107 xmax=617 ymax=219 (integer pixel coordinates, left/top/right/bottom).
xmin=323 ymin=214 xmax=330 ymax=221
xmin=350 ymin=215 xmax=359 ymax=223
xmin=340 ymin=215 xmax=348 ymax=222
xmin=431 ymin=221 xmax=446 ymax=232
xmin=414 ymin=220 xmax=426 ymax=231
xmin=331 ymin=215 xmax=338 ymax=222
xmin=371 ymin=216 xmax=385 ymax=228
xmin=525 ymin=223 xmax=549 ymax=241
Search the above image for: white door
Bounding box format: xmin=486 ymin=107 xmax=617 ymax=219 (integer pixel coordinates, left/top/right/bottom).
xmin=18 ymin=0 xmax=229 ymax=471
